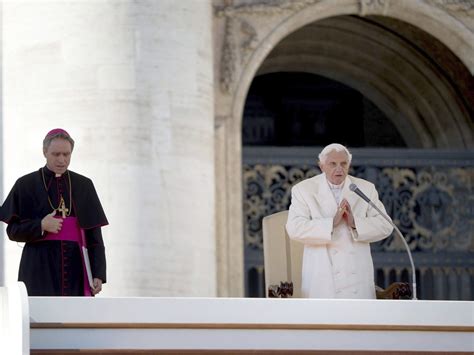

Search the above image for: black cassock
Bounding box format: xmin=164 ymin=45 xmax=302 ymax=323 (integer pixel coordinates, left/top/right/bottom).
xmin=0 ymin=166 xmax=108 ymax=296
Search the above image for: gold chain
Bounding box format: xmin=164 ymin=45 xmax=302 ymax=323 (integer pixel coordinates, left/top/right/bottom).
xmin=41 ymin=168 xmax=72 ymax=216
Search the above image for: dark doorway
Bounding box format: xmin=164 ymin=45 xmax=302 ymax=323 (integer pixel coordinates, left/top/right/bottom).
xmin=243 ymin=72 xmax=407 ymax=147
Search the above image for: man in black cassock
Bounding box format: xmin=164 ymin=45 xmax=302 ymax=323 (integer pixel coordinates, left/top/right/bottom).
xmin=0 ymin=128 xmax=108 ymax=296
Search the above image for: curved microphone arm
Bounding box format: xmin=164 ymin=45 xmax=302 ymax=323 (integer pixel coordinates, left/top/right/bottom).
xmin=366 ymin=200 xmax=417 ymax=300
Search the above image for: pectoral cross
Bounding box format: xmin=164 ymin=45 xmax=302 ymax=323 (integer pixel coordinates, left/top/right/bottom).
xmin=58 ymin=197 xmax=69 ymax=218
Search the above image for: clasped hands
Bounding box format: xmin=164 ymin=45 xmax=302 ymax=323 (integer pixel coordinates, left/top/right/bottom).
xmin=333 ymin=198 xmax=356 ymax=229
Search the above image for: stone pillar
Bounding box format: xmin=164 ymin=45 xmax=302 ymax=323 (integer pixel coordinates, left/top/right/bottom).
xmin=3 ymin=0 xmax=215 ymax=296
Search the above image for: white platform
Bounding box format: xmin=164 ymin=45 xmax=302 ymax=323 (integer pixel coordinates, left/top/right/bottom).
xmin=28 ymin=297 xmax=474 ymax=353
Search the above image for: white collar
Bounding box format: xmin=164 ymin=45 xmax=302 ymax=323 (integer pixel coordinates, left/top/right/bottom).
xmin=326 ymin=179 xmax=344 ymax=190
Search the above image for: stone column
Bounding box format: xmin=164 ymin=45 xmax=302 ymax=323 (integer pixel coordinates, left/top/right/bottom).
xmin=3 ymin=0 xmax=215 ymax=296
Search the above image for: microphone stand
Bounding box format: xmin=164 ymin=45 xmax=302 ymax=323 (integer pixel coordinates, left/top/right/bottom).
xmin=366 ymin=200 xmax=417 ymax=300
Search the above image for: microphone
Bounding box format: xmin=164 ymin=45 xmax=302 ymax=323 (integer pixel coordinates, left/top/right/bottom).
xmin=349 ymin=183 xmax=417 ymax=300
xmin=349 ymin=183 xmax=371 ymax=203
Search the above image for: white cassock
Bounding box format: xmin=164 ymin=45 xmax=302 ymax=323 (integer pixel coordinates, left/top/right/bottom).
xmin=286 ymin=173 xmax=393 ymax=299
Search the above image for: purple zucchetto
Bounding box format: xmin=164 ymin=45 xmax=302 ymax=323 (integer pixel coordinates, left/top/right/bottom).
xmin=45 ymin=128 xmax=71 ymax=138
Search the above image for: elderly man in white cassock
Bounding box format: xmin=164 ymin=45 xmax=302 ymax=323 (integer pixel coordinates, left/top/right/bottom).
xmin=286 ymin=143 xmax=393 ymax=299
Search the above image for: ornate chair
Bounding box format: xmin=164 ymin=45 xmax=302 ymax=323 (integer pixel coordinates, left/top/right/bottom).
xmin=262 ymin=210 xmax=411 ymax=299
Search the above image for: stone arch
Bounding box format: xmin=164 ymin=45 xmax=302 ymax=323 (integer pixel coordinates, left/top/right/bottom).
xmin=231 ymin=1 xmax=473 ymax=148
xmin=213 ymin=0 xmax=474 ymax=296
xmin=256 ymin=15 xmax=472 ymax=148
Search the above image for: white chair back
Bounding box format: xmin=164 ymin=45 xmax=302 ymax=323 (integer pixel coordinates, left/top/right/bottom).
xmin=262 ymin=210 xmax=304 ymax=298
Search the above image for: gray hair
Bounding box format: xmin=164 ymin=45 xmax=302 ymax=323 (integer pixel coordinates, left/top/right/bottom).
xmin=43 ymin=132 xmax=75 ymax=152
xmin=318 ymin=143 xmax=352 ymax=164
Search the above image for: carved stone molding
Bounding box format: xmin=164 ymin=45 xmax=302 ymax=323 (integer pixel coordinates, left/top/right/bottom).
xmin=239 ymin=19 xmax=258 ymax=62
xmin=215 ymin=0 xmax=322 ymax=18
xmin=215 ymin=115 xmax=231 ymax=129
xmin=219 ymin=16 xmax=237 ymax=94
xmin=359 ymin=0 xmax=390 ymax=16
xmin=423 ymin=0 xmax=474 ymax=30
xmin=424 ymin=0 xmax=474 ymax=12
xmin=215 ymin=0 xmax=473 ymax=94
xmin=214 ymin=0 xmax=321 ymax=94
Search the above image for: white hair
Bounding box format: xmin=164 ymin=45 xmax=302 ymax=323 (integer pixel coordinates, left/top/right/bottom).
xmin=318 ymin=143 xmax=352 ymax=164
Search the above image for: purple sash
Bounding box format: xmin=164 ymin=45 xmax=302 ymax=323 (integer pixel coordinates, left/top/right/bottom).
xmin=43 ymin=217 xmax=92 ymax=296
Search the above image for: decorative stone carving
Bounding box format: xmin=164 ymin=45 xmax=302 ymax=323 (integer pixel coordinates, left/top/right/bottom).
xmin=220 ymin=17 xmax=238 ymax=93
xmin=214 ymin=0 xmax=321 ymax=93
xmin=423 ymin=0 xmax=474 ymax=30
xmin=215 ymin=0 xmax=322 ymax=17
xmin=424 ymin=0 xmax=474 ymax=12
xmin=359 ymin=0 xmax=390 ymax=16
xmin=239 ymin=20 xmax=258 ymax=62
